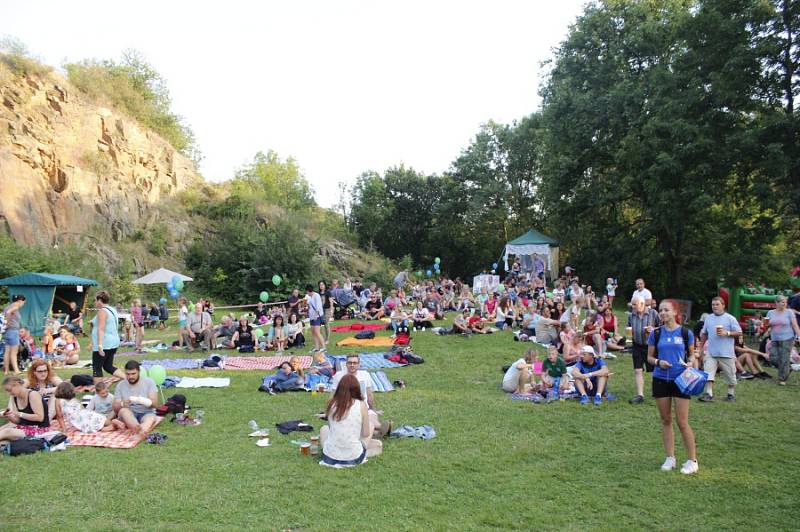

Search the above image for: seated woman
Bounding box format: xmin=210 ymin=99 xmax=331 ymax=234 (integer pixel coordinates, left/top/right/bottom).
xmin=563 ymin=334 xmax=585 ymax=366
xmin=389 ymin=306 xmax=409 ymax=336
xmin=581 ymin=310 xmax=606 ymax=358
xmin=441 ymin=288 xmax=456 ymax=312
xmin=412 ymin=301 xmax=433 ymax=330
xmin=495 ymin=297 xmax=514 ymax=330
xmin=271 ymin=361 xmax=306 ymax=392
xmin=599 ymin=306 xmax=626 ymax=351
xmin=0 ymin=375 xmax=50 ymax=443
xmin=535 ymin=307 xmax=560 ymax=345
xmin=25 ymin=359 xmax=62 ymax=421
xmin=55 ymin=382 xmax=123 ymax=433
xmin=734 ymin=336 xmax=771 ymax=379
xmin=286 ymin=313 xmax=306 ymax=348
xmin=485 ymin=293 xmax=499 ymax=320
xmin=319 ymin=373 xmax=382 ymax=467
xmin=268 ymin=315 xmax=288 ymax=354
xmin=456 ymin=286 xmax=475 ymax=312
xmin=552 ymin=301 xmax=566 ymax=321
xmin=231 ymin=316 xmax=257 ymax=353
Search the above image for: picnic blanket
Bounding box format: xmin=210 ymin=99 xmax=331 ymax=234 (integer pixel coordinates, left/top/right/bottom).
xmin=223 ymin=355 xmax=312 ymax=371
xmin=369 ymin=371 xmax=395 ymax=392
xmin=175 ymin=377 xmax=230 ymax=388
xmin=330 ymin=323 xmax=386 ymax=333
xmin=336 ymin=336 xmax=396 ymax=347
xmin=141 ymin=358 xmax=200 ymax=370
xmin=66 ymin=417 xmax=164 ymax=449
xmin=328 ymin=353 xmax=406 ymax=370
xmin=510 ymin=393 xmax=543 ymax=403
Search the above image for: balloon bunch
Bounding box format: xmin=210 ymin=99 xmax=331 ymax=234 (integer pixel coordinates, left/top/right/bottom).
xmin=421 ymin=257 xmax=442 ymax=277
xmin=259 ymin=274 xmax=282 ymax=303
xmin=165 ymin=275 xmax=185 ymax=300
xmin=491 ymin=262 xmax=498 ymax=275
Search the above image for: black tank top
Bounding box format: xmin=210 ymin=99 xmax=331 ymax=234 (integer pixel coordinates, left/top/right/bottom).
xmin=14 ymin=391 xmax=49 ymax=428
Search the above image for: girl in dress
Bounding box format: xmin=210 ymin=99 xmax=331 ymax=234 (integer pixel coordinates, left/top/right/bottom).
xmin=54 ymin=382 xmax=123 ymax=433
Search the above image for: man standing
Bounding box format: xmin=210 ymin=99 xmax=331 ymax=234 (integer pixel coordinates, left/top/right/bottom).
xmin=305 ymin=284 xmax=326 ymax=353
xmin=630 ymin=279 xmax=653 ymax=307
xmin=627 ymin=297 xmax=661 ymax=404
xmin=331 ymin=354 xmax=390 ymax=438
xmin=393 ymin=270 xmax=409 ymax=290
xmin=114 ymin=360 xmax=159 ymax=439
xmin=698 ymin=297 xmax=742 ymax=402
xmin=287 ymin=288 xmax=301 ymax=318
xmin=182 ymin=303 xmax=213 ymax=351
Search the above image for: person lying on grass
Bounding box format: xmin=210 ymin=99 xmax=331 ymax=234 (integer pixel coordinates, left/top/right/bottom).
xmin=55 ymin=382 xmax=124 ymax=433
xmin=113 ymin=360 xmax=159 ymax=439
xmin=573 ymin=346 xmax=610 ymax=406
xmin=501 ymin=348 xmax=539 ymax=394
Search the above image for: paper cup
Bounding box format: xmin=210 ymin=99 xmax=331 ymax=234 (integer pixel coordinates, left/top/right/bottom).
xmin=301 ymin=443 xmax=311 ymax=456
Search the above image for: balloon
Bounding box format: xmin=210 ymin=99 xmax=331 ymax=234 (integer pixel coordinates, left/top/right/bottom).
xmin=171 ymin=274 xmax=181 ymax=286
xmin=417 ymin=270 xmax=423 ymax=277
xmin=169 ymin=289 xmax=179 ymax=299
xmin=433 ymin=263 xmax=440 ymax=271
xmin=491 ymin=269 xmax=496 ymax=274
xmin=492 ymin=263 xmax=498 ymax=269
xmin=139 ymin=367 xmax=148 ymax=379
xmin=148 ymin=365 xmax=166 ymax=387
xmin=434 ymin=257 xmax=441 ymax=264
xmin=159 ymin=297 xmax=167 ymax=304
xmin=426 ymin=270 xmax=432 ymax=277
xmin=174 ymin=279 xmax=185 ymax=291
xmin=254 ymin=328 xmax=265 ymax=338
xmin=272 ymin=275 xmax=282 ymax=286
xmin=260 ymin=291 xmax=269 ymax=302
xmin=166 ymin=281 xmax=174 ymax=291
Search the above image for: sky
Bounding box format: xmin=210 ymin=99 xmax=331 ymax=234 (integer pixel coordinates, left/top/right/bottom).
xmin=1 ymin=1 xmax=587 ymax=208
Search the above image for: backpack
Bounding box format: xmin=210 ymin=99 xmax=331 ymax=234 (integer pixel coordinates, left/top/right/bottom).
xmin=156 ymin=394 xmax=187 ymax=415
xmin=70 ymin=374 xmax=94 ymax=387
xmin=653 ymin=326 xmax=692 ymax=360
xmin=393 ymin=334 xmax=410 ymax=346
xmin=354 ymin=330 xmax=375 ymax=340
xmin=6 ymin=437 xmax=48 ymax=456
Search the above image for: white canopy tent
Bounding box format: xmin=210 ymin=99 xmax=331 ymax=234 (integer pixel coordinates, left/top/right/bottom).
xmin=502 ymin=229 xmax=560 ymax=280
xmin=132 ymin=268 xmax=193 ymax=285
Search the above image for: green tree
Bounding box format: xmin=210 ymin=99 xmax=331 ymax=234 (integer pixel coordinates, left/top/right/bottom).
xmin=233 ymin=150 xmax=315 ymax=211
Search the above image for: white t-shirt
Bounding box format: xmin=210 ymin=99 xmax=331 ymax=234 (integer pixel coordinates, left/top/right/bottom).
xmin=331 ymin=370 xmax=373 ymax=402
xmin=631 ymin=288 xmax=653 ymax=303
xmin=502 ymin=358 xmax=526 ymax=392
xmin=606 ymin=284 xmax=616 ymax=297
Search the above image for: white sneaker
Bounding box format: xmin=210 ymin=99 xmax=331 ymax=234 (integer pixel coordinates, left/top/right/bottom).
xmin=660 ymin=456 xmax=676 ymax=471
xmin=680 ymin=460 xmax=699 ymax=475
xmin=422 ymin=327 xmax=426 ymax=331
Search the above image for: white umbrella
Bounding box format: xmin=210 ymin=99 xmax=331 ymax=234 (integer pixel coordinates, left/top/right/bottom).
xmin=132 ymin=268 xmax=194 ymax=285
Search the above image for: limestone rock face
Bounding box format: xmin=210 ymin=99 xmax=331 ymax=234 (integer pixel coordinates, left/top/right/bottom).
xmin=0 ymin=67 xmax=201 ymax=246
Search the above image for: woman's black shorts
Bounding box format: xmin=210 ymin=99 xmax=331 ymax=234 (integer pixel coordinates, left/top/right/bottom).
xmin=92 ymin=348 xmax=118 ymax=378
xmin=652 ymin=376 xmax=690 ymax=400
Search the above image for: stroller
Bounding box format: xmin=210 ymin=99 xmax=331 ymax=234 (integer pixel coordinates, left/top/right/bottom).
xmin=330 ymin=288 xmax=358 ymax=320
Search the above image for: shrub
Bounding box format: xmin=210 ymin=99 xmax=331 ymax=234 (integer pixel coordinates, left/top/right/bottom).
xmin=0 ymin=36 xmax=51 ymax=77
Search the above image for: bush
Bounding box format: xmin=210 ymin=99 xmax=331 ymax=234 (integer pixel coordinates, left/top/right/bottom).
xmin=0 ymin=37 xmax=51 ymax=77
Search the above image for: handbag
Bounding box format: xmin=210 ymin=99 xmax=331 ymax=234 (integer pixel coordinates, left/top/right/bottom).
xmin=675 ymin=367 xmax=708 ymax=396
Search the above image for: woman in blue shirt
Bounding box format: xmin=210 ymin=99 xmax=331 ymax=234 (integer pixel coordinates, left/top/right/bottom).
xmin=647 ymin=300 xmax=698 ymax=475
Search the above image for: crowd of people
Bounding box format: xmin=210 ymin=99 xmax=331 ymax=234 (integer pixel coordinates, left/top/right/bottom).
xmin=1 ymin=262 xmax=799 ymax=472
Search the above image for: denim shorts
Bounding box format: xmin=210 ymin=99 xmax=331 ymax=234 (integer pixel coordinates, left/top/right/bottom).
xmin=133 ymin=411 xmax=156 ymax=423
xmin=310 ymin=318 xmax=323 ymax=327
xmin=3 ymin=329 xmax=20 ymax=347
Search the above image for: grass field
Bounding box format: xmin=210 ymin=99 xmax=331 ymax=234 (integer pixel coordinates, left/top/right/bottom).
xmin=2 ymin=314 xmax=799 ymax=531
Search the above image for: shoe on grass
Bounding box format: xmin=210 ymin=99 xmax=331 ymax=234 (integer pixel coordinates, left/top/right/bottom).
xmin=629 ymin=395 xmax=644 ymax=405
xmin=757 ymin=371 xmax=772 ymax=379
xmin=698 ymin=393 xmax=714 ymax=402
xmin=579 ymin=395 xmax=589 ymax=405
xmin=725 ymin=393 xmax=735 ymax=402
xmin=739 ymin=372 xmax=754 ymax=380
xmin=778 ymin=381 xmax=787 ymax=386
xmin=680 ymin=460 xmax=699 ymax=475
xmin=593 ymin=394 xmax=602 ymax=406
xmin=660 ymin=456 xmax=676 ymax=471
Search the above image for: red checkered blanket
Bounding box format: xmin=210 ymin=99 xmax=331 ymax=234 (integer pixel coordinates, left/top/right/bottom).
xmin=66 ymin=417 xmax=164 ymax=449
xmin=223 ymin=355 xmax=312 ymax=371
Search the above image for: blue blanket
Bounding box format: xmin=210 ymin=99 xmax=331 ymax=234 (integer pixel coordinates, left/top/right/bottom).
xmin=327 ymin=353 xmax=406 ymax=370
xmin=141 ymin=358 xmax=200 ymax=370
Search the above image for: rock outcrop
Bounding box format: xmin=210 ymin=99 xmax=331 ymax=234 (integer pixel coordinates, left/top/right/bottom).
xmin=0 ymin=64 xmax=201 ymax=246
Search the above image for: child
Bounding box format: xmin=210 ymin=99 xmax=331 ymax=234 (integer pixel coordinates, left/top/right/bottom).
xmin=42 ymin=326 xmax=55 ymax=362
xmin=477 ymin=287 xmax=489 ymax=316
xmin=55 ymin=382 xmax=123 ymax=433
xmin=542 ymin=346 xmax=568 ymax=400
xmin=55 ymin=331 xmax=80 ymax=366
xmin=606 ymin=278 xmax=618 ymax=306
xmin=158 ymin=301 xmax=169 ymax=329
xmin=85 ymin=381 xmax=116 ymax=421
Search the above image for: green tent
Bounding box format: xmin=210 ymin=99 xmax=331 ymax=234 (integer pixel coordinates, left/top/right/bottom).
xmin=503 ymin=229 xmax=560 ymax=278
xmin=0 ymin=273 xmax=98 ymax=336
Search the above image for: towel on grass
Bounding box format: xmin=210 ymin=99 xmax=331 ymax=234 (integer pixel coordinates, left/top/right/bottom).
xmin=328 ymin=353 xmax=406 ymax=370
xmin=336 ymin=336 xmax=396 ymax=347
xmin=331 ymin=323 xmax=386 ymax=333
xmin=223 ymin=355 xmax=312 ymax=371
xmin=66 ymin=417 xmax=164 ymax=449
xmin=141 ymin=359 xmax=200 ymax=370
xmin=369 ymin=371 xmax=395 ymax=392
xmin=175 ymin=377 xmax=230 ymax=388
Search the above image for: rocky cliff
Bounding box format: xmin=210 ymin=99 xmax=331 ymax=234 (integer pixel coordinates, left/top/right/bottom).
xmin=0 ymin=63 xmax=201 ymax=246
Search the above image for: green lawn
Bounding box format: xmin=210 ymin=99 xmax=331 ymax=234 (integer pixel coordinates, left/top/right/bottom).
xmin=3 ymin=316 xmax=799 ymax=531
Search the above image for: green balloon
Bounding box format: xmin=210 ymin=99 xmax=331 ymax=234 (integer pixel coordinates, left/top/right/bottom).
xmin=260 ymin=291 xmax=269 ymax=302
xmin=272 ymin=275 xmax=282 ymax=286
xmin=139 ymin=367 xmax=148 ymax=379
xmin=434 ymin=257 xmax=441 ymax=264
xmin=417 ymin=270 xmax=423 ymax=277
xmin=148 ymin=365 xmax=167 ymax=387
xmin=254 ymin=328 xmax=265 ymax=338
xmin=175 ymin=279 xmax=185 ymax=291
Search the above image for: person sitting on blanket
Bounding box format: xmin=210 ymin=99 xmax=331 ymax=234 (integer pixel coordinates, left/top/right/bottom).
xmin=231 ymin=315 xmax=257 ymax=353
xmin=53 ymin=329 xmax=81 ymax=366
xmin=363 ymin=293 xmax=385 ymax=320
xmin=412 ymin=301 xmax=433 ymax=331
xmin=55 ymin=382 xmax=124 ymax=433
xmin=330 ymin=354 xmax=391 ymax=439
xmin=573 ymin=346 xmax=610 ymax=406
xmin=271 ymin=361 xmax=306 ymax=392
xmin=0 ymin=375 xmax=50 ymax=443
xmin=541 ymin=346 xmax=569 ymax=398
xmin=320 ymin=373 xmax=383 ymax=467
xmin=501 ymin=348 xmax=538 ymax=394
xmin=183 ymin=303 xmax=214 ymax=352
xmin=86 ymin=380 xmax=116 ymax=421
xmin=310 ymin=352 xmax=334 ymax=378
xmin=424 ymin=291 xmax=444 ymax=320
xmin=113 ymin=360 xmax=160 ymax=439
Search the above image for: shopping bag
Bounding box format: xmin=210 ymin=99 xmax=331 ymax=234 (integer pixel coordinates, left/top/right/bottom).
xmin=675 ymin=367 xmax=708 ymax=396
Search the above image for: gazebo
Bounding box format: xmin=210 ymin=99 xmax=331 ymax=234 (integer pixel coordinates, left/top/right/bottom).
xmin=132 ymin=268 xmax=193 ymax=285
xmin=502 ymin=229 xmax=560 ymax=281
xmin=0 ymin=273 xmax=98 ymax=336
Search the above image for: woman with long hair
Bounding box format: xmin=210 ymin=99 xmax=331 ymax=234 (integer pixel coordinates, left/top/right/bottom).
xmin=0 ymin=375 xmax=49 ymax=442
xmin=286 ymin=313 xmax=306 ymax=348
xmin=319 ymin=374 xmax=382 ymax=467
xmin=269 ymin=315 xmax=288 ymax=353
xmin=648 ymin=300 xmax=698 ymax=474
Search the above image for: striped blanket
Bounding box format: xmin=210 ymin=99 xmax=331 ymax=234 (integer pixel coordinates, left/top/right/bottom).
xmin=66 ymin=417 xmax=164 ymax=448
xmin=328 ymin=353 xmax=406 ymax=370
xmin=141 ymin=358 xmax=200 ymax=370
xmin=369 ymin=371 xmax=395 ymax=393
xmin=223 ymin=355 xmax=312 ymax=371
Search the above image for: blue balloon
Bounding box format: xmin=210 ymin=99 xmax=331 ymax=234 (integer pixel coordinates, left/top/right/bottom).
xmin=171 ymin=275 xmax=181 ymax=286
xmin=492 ymin=263 xmax=498 ymax=269
xmin=426 ymin=270 xmax=432 ymax=277
xmin=159 ymin=297 xmax=167 ymax=304
xmin=169 ymin=289 xmax=179 ymax=299
xmin=433 ymin=263 xmax=440 ymax=271
xmin=166 ymin=281 xmax=174 ymax=291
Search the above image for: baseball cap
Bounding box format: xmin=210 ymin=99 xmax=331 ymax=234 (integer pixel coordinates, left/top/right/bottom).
xmin=580 ymin=346 xmax=596 ymax=355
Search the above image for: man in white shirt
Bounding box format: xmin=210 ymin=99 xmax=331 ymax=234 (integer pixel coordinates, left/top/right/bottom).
xmin=629 ymin=278 xmax=653 ymax=307
xmin=331 ymin=354 xmax=390 ymax=438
